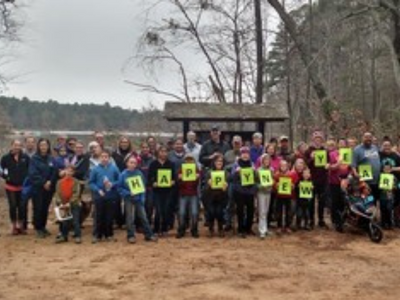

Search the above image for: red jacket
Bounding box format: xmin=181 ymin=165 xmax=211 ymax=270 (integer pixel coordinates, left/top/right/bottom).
xmin=178 ymin=169 xmax=200 ymax=196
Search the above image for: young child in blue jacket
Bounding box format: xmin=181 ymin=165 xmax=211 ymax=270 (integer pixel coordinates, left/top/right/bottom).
xmin=89 ymin=150 xmax=120 ymax=243
xmin=118 ymin=155 xmax=157 ymax=244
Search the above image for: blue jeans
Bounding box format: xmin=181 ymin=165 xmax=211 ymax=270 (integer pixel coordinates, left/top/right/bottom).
xmin=178 ymin=195 xmax=199 ymax=234
xmin=59 ymin=205 xmax=82 ymax=238
xmin=153 ymin=190 xmax=171 ymax=234
xmin=125 ymin=198 xmax=153 ymax=239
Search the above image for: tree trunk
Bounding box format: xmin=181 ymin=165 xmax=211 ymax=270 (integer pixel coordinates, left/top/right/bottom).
xmin=267 ymin=0 xmax=327 ymax=102
xmin=255 ymin=0 xmax=264 ymax=104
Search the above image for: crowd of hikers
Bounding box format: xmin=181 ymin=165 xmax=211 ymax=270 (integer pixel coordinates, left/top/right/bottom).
xmin=0 ymin=126 xmax=399 ymax=244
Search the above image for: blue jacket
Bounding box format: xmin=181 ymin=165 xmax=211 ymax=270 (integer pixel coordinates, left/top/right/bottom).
xmin=89 ymin=163 xmax=120 ymax=199
xmin=118 ymin=169 xmax=146 ymax=202
xmin=28 ymin=154 xmax=57 ymax=191
xmin=250 ymin=145 xmax=264 ymax=164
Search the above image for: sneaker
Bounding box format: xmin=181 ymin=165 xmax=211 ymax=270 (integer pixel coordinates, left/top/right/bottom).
xmin=145 ymin=236 xmax=158 ymax=242
xmin=75 ymin=237 xmax=82 ymax=244
xmin=239 ymin=233 xmax=246 ymax=239
xmin=224 ymin=224 xmax=232 ymax=232
xmin=192 ymin=231 xmax=200 ymax=238
xmin=43 ymin=229 xmax=51 ymax=237
xmin=128 ymin=237 xmax=136 ymax=244
xmin=55 ymin=236 xmax=68 ymax=244
xmin=218 ymin=230 xmax=225 ymax=238
xmin=318 ymin=221 xmax=329 ymax=229
xmin=11 ymin=227 xmax=19 ymax=236
xmin=176 ymin=232 xmax=184 ymax=239
xmin=259 ymin=234 xmax=266 ymax=240
xmin=18 ymin=228 xmax=27 ymax=235
xmin=285 ymin=227 xmax=292 ymax=234
xmin=106 ymin=236 xmax=117 ymax=242
xmin=36 ymin=230 xmax=46 ymax=239
xmin=92 ymin=237 xmax=98 ymax=244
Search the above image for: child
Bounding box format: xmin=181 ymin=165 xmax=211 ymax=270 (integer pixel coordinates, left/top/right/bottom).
xmin=257 ymin=154 xmax=273 ymax=239
xmin=274 ymin=160 xmax=297 ymax=233
xmin=118 ymin=155 xmax=157 ymax=243
xmin=148 ymin=145 xmax=176 ymax=237
xmin=379 ymin=163 xmax=397 ymax=229
xmin=204 ymin=154 xmax=228 ymax=237
xmin=296 ymin=169 xmax=312 ymax=231
xmin=232 ymin=147 xmax=257 ymax=238
xmin=54 ymin=165 xmax=82 ymax=244
xmin=89 ymin=150 xmax=120 ymax=243
xmin=176 ymin=154 xmax=201 ymax=238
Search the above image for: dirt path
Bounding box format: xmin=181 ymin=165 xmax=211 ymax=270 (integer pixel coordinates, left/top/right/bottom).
xmin=1 ymin=200 xmax=400 ymax=300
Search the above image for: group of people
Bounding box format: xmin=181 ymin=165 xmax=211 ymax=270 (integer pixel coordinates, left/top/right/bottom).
xmin=0 ymin=126 xmax=398 ymax=244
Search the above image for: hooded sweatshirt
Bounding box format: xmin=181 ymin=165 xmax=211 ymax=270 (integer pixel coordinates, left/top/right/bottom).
xmin=89 ymin=162 xmax=120 ymax=199
xmin=28 ymin=153 xmax=57 ymax=191
xmin=117 ymin=168 xmax=146 ymax=202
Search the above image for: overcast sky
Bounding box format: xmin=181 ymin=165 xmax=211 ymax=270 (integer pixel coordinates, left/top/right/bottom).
xmin=1 ymin=0 xmax=297 ymax=110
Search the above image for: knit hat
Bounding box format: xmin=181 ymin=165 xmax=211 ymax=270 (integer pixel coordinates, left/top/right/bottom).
xmin=240 ymin=147 xmax=250 ymax=155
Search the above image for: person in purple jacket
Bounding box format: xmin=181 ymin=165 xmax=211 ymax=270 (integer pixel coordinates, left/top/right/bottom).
xmin=250 ymin=132 xmax=264 ymax=164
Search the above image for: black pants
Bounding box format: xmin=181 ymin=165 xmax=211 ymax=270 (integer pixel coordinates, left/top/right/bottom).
xmin=330 ymin=184 xmax=344 ymax=226
xmin=95 ymin=197 xmax=115 ymax=239
xmin=235 ymin=193 xmax=255 ymax=234
xmin=369 ymin=184 xmax=380 ymax=204
xmin=276 ymin=197 xmax=292 ymax=228
xmin=207 ymin=192 xmax=227 ymax=231
xmin=310 ymin=183 xmax=327 ymax=225
xmin=32 ymin=188 xmax=53 ymax=231
xmin=153 ymin=190 xmax=171 ymax=234
xmin=6 ymin=190 xmax=26 ymax=224
xmin=114 ymin=196 xmax=125 ymax=228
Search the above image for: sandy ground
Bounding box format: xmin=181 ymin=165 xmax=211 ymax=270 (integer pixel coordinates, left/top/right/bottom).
xmin=1 ymin=198 xmax=400 ymax=300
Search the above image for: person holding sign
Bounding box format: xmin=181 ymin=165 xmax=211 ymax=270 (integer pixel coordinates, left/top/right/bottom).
xmin=148 ymin=146 xmax=176 ymax=236
xmin=118 ymin=156 xmax=157 ymax=243
xmin=176 ymin=154 xmax=201 ymax=239
xmin=295 ymin=169 xmax=313 ymax=230
xmin=305 ymin=130 xmax=328 ymax=229
xmin=274 ymin=160 xmax=298 ymax=234
xmin=231 ymin=147 xmax=257 ymax=238
xmin=257 ymin=154 xmax=274 ymax=239
xmin=326 ymin=139 xmax=351 ymax=229
xmin=379 ymin=164 xmax=397 ymax=229
xmin=352 ymin=132 xmax=381 ymax=204
xmin=204 ymin=154 xmax=228 ymax=237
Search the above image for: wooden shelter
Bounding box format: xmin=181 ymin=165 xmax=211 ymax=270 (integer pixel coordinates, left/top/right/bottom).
xmin=164 ymin=102 xmax=289 ymax=142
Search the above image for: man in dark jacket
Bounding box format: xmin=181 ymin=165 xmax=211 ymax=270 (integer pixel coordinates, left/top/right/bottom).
xmin=199 ymin=125 xmax=230 ymax=169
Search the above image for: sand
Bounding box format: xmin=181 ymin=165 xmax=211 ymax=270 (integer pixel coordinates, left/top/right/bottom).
xmin=1 ymin=198 xmax=400 ymax=300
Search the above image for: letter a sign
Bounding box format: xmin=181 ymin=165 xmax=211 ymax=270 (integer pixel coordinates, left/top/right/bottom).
xmin=358 ymin=165 xmax=373 ymax=181
xmin=182 ymin=164 xmax=196 ymax=182
xmin=157 ymin=169 xmax=172 ymax=188
xmin=127 ymin=176 xmax=145 ymax=195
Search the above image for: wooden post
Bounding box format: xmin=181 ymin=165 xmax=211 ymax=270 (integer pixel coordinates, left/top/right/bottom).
xmin=257 ymin=121 xmax=265 ymax=143
xmin=183 ymin=121 xmax=190 ymax=142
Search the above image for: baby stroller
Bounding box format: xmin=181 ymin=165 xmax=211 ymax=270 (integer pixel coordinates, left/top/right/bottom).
xmin=337 ymin=176 xmax=383 ymax=243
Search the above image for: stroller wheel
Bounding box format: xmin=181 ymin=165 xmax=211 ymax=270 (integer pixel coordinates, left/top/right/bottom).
xmin=368 ymin=223 xmax=383 ymax=243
